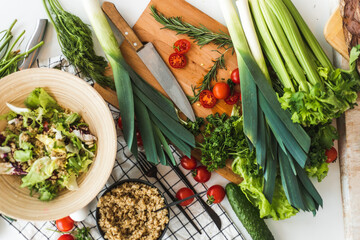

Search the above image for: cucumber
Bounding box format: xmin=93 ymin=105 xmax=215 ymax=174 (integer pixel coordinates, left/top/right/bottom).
xmin=226 ymin=183 xmax=274 ymax=240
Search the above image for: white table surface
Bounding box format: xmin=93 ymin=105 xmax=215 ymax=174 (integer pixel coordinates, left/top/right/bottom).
xmin=0 ymin=0 xmax=345 ymax=239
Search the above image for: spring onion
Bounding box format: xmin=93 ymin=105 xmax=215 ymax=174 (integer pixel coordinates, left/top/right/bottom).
xmin=0 ymin=20 xmax=43 ymax=78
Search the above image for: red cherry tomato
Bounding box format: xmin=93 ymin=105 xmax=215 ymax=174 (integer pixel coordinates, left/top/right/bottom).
xmin=58 ymin=234 xmax=75 ymax=240
xmin=212 ymin=82 xmax=230 ymax=100
xmin=207 ymin=185 xmax=226 ymax=204
xmin=173 ymin=39 xmax=191 ymax=54
xmin=180 ymin=156 xmax=197 ymax=170
xmin=231 ymin=68 xmax=240 ymax=84
xmin=56 ymin=216 xmax=74 ymax=232
xmin=168 ymin=53 xmax=187 ymax=68
xmin=325 ymin=147 xmax=337 ymax=163
xmin=117 ymin=117 xmax=123 ymax=129
xmin=176 ymin=187 xmax=195 ymax=206
xmin=224 ymin=92 xmax=240 ymax=105
xmin=199 ymin=90 xmax=217 ymax=108
xmin=193 ymin=166 xmax=211 ymax=183
xmin=136 ymin=130 xmax=143 ymax=147
xmin=43 ymin=121 xmax=49 ymax=132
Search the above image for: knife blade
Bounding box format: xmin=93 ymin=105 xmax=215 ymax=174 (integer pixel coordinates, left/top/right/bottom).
xmin=165 ymin=154 xmax=222 ymax=230
xmin=102 ymin=2 xmax=196 ymax=122
xmin=18 ymin=19 xmax=47 ymax=70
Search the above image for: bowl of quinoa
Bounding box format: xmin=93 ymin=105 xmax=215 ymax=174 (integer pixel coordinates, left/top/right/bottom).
xmin=96 ymin=179 xmax=170 ymax=240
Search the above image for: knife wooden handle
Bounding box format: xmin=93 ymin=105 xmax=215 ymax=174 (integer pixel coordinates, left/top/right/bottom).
xmin=102 ymin=2 xmax=144 ymax=52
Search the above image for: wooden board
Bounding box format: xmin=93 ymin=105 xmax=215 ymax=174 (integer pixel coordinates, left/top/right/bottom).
xmin=324 ymin=7 xmax=360 ymax=239
xmin=95 ymin=0 xmax=242 ymax=184
xmin=324 ymin=7 xmax=349 ymax=60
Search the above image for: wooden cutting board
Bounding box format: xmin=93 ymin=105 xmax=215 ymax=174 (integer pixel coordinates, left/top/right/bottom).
xmin=324 ymin=7 xmax=349 ymax=60
xmin=324 ymin=6 xmax=360 ymax=239
xmin=94 ymin=0 xmax=242 ymax=184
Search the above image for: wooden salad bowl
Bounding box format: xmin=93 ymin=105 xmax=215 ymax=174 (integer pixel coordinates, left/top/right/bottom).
xmin=0 ymin=69 xmax=117 ymax=221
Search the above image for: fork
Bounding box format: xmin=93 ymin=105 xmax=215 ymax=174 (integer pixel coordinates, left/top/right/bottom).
xmin=137 ymin=152 xmax=201 ymax=234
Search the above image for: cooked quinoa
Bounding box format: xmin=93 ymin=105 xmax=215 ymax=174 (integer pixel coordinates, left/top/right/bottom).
xmin=97 ymin=182 xmax=169 ymax=240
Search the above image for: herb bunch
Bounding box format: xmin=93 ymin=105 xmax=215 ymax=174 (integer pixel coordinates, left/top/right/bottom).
xmin=43 ymin=0 xmax=114 ymax=90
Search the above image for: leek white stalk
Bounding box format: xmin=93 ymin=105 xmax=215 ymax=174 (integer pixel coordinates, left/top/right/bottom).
xmin=82 ymin=0 xmax=135 ymax=151
xmin=236 ymin=0 xmax=270 ymax=83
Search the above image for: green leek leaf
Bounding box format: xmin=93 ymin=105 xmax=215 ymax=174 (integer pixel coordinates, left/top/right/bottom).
xmin=134 ymin=95 xmax=157 ymax=164
xmin=150 ymin=113 xmax=192 ymax=157
xmin=153 ymin=123 xmax=175 ymax=165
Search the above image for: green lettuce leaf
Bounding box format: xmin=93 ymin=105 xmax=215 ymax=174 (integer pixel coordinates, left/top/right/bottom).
xmin=21 ymin=156 xmax=58 ymax=187
xmin=25 ymin=87 xmax=61 ymax=110
xmin=14 ymin=150 xmax=33 ymax=162
xmin=232 ymin=155 xmax=298 ymax=220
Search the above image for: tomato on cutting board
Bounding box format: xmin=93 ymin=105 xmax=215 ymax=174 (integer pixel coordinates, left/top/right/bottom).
xmin=180 ymin=155 xmax=197 ymax=170
xmin=168 ymin=53 xmax=187 ymax=68
xmin=176 ymin=187 xmax=195 ymax=206
xmin=225 ymin=92 xmax=241 ymax=105
xmin=193 ymin=166 xmax=211 ymax=183
xmin=56 ymin=216 xmax=74 ymax=232
xmin=325 ymin=147 xmax=337 ymax=163
xmin=231 ymin=68 xmax=240 ymax=84
xmin=173 ymin=39 xmax=191 ymax=54
xmin=207 ymin=185 xmax=226 ymax=204
xmin=199 ymin=90 xmax=217 ymax=108
xmin=58 ymin=234 xmax=74 ymax=240
xmin=212 ymin=82 xmax=230 ymax=100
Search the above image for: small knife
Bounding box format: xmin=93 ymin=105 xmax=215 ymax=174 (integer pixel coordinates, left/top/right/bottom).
xmin=102 ymin=2 xmax=196 ymax=122
xmin=154 ymin=190 xmax=206 ymax=212
xmin=165 ymin=154 xmax=222 ymax=230
xmin=18 ymin=19 xmax=48 ymax=70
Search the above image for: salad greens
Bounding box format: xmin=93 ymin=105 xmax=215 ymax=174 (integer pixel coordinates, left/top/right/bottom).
xmin=0 ymin=88 xmax=96 ymax=201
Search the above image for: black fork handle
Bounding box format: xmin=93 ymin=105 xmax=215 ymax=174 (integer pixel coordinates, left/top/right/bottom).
xmin=154 ymin=175 xmax=201 ymax=234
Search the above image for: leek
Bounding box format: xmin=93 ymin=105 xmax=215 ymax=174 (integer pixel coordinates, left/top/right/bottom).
xmin=82 ymin=0 xmax=195 ymax=164
xmin=82 ymin=0 xmax=136 ymax=153
xmin=219 ymin=0 xmax=322 ymax=213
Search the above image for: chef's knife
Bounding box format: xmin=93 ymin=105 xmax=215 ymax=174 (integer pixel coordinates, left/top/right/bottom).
xmin=165 ymin=154 xmax=222 ymax=230
xmin=102 ymin=2 xmax=196 ymax=122
xmin=18 ymin=19 xmax=48 ymax=70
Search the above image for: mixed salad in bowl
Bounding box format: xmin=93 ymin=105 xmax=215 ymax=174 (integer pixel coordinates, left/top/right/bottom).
xmin=0 ymin=88 xmax=97 ymax=201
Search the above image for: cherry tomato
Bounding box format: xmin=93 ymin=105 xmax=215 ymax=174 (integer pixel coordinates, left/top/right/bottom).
xmin=43 ymin=121 xmax=49 ymax=132
xmin=212 ymin=82 xmax=230 ymax=100
xmin=173 ymin=39 xmax=191 ymax=54
xmin=136 ymin=130 xmax=143 ymax=147
xmin=207 ymin=185 xmax=226 ymax=204
xmin=224 ymin=92 xmax=240 ymax=105
xmin=117 ymin=117 xmax=123 ymax=129
xmin=325 ymin=147 xmax=337 ymax=163
xmin=176 ymin=187 xmax=195 ymax=206
xmin=58 ymin=234 xmax=75 ymax=240
xmin=56 ymin=216 xmax=74 ymax=232
xmin=199 ymin=90 xmax=217 ymax=108
xmin=193 ymin=166 xmax=211 ymax=183
xmin=231 ymin=68 xmax=240 ymax=84
xmin=168 ymin=53 xmax=187 ymax=68
xmin=180 ymin=156 xmax=197 ymax=170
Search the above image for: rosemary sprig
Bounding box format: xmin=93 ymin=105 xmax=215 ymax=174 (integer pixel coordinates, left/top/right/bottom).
xmin=151 ymin=6 xmax=233 ymax=49
xmin=189 ymin=53 xmax=226 ymax=103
